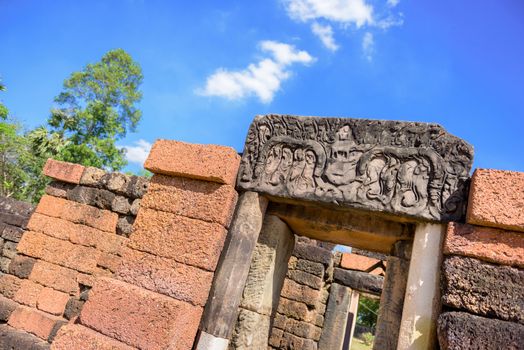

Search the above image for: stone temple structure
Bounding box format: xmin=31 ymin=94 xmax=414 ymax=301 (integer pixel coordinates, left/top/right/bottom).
xmin=0 ymin=114 xmax=522 ymax=350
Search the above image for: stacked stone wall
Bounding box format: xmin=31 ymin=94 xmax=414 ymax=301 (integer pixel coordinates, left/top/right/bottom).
xmin=268 ymin=238 xmax=386 ymax=350
xmin=51 ymin=140 xmax=241 ymax=349
xmin=438 ymin=169 xmax=524 ymax=349
xmin=0 ymin=159 xmax=147 ymax=349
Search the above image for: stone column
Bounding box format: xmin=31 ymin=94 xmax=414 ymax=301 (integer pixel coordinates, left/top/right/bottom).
xmin=197 ymin=191 xmax=268 ymax=350
xmin=318 ymin=283 xmax=351 ymax=350
xmin=345 ymin=290 xmax=360 ymax=350
xmin=230 ymin=215 xmax=295 ymax=350
xmin=373 ymin=255 xmax=410 ymax=350
xmin=397 ymin=223 xmax=445 ymax=350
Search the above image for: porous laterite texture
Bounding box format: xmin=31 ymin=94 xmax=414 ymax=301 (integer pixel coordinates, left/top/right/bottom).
xmin=438 ymin=312 xmax=524 ymax=350
xmin=35 ymin=195 xmax=118 ymax=233
xmin=141 ymin=174 xmax=238 ymax=227
xmin=51 ymin=324 xmax=135 ymax=350
xmin=43 ymin=159 xmax=85 ymax=184
xmin=445 ymin=222 xmax=524 ymax=268
xmin=144 ymin=139 xmax=241 ymax=185
xmin=0 ymin=324 xmax=50 ymax=350
xmin=340 ymin=252 xmax=381 ymax=272
xmin=116 ymin=248 xmax=214 ymax=306
xmin=467 ymin=168 xmax=524 ymax=233
xmin=8 ymin=306 xmax=62 ymax=340
xmin=29 ymin=261 xmax=79 ymax=295
xmin=79 ymin=278 xmax=202 ymax=350
xmin=441 ymin=255 xmax=524 ymax=324
xmin=128 ymin=207 xmax=227 ymax=271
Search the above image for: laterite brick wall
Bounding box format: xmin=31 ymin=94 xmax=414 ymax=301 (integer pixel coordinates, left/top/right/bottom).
xmin=51 ymin=140 xmax=240 ymax=349
xmin=0 ymin=159 xmax=148 ymax=349
xmin=438 ymin=169 xmax=524 ymax=349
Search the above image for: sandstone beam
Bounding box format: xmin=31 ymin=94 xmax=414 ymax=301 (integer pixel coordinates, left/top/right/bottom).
xmin=333 ymin=268 xmax=383 ymax=295
xmin=238 ymin=115 xmax=473 ymax=222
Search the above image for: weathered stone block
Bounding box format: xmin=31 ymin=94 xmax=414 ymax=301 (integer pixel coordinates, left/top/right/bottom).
xmin=116 ymin=248 xmax=214 ymax=306
xmin=18 ymin=231 xmax=100 ymax=274
xmin=445 ymin=222 xmax=524 ymax=268
xmin=116 ymin=215 xmax=134 ymax=237
xmin=294 ymin=258 xmax=325 ymax=277
xmin=281 ymin=332 xmax=318 ymax=350
xmin=277 ymin=298 xmax=319 ymax=325
xmin=79 ymin=278 xmax=203 ymax=350
xmin=269 ymin=327 xmax=283 ymax=347
xmin=145 ymin=139 xmax=241 ymax=185
xmin=52 ymin=324 xmax=135 ymax=350
xmin=66 ymin=185 xmax=115 ymax=209
xmin=238 ymin=115 xmax=473 ymax=222
xmin=129 ymin=208 xmax=227 ymax=271
xmin=2 ymin=240 xmax=17 ymax=259
xmin=467 ymin=168 xmax=524 ymax=232
xmin=1 ymin=224 xmax=25 ymax=242
xmin=333 ymin=268 xmax=383 ymax=295
xmin=293 ymin=242 xmax=332 ymax=266
xmin=230 ymin=308 xmax=271 ymax=350
xmin=0 ymin=256 xmax=10 ymax=273
xmin=287 ymin=269 xmax=323 ymax=290
xmin=0 ymin=324 xmax=50 ymax=350
xmin=126 ymin=175 xmax=149 ymax=199
xmin=281 ymin=279 xmax=321 ymax=308
xmin=438 ymin=311 xmax=524 ymax=350
xmin=0 ymin=295 xmax=18 ymax=321
xmin=79 ymin=166 xmax=106 ymax=187
xmin=0 ymin=196 xmax=34 ymax=217
xmin=13 ymin=279 xmax=44 ymax=307
xmin=284 ymin=318 xmax=322 ymax=341
xmin=45 ymin=181 xmax=74 ymax=198
xmin=101 ymin=173 xmax=130 ymax=195
xmin=8 ymin=255 xmax=36 ymax=278
xmin=142 ymin=174 xmax=238 ymax=227
xmin=340 ymin=253 xmax=381 ymax=272
xmin=43 ymin=158 xmax=84 ymax=184
xmin=36 ymin=195 xmax=118 ymax=233
xmin=111 ymin=196 xmax=132 ymax=214
xmin=240 ymin=215 xmax=295 ymax=315
xmin=0 ymin=212 xmax=29 ymax=229
xmin=8 ymin=306 xmax=62 ymax=340
xmin=29 ymin=261 xmax=79 ymax=295
xmin=0 ymin=274 xmax=22 ymax=298
xmin=441 ymin=255 xmax=524 ymax=324
xmin=37 ymin=287 xmax=70 ymax=316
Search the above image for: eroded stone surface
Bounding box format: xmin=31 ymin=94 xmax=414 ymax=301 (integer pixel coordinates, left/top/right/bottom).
xmin=230 ymin=308 xmax=270 ymax=350
xmin=441 ymin=255 xmax=524 ymax=324
xmin=438 ymin=311 xmax=524 ymax=350
xmin=238 ymin=115 xmax=473 ymax=222
xmin=467 ymin=168 xmax=524 ymax=232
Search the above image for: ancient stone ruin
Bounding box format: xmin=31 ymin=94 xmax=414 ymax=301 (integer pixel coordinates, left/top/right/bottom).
xmin=0 ymin=114 xmax=522 ymax=350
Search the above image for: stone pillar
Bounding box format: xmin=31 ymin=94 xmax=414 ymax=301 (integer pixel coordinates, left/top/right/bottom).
xmin=318 ymin=283 xmax=357 ymax=350
xmin=230 ymin=215 xmax=295 ymax=350
xmin=373 ymin=255 xmax=410 ymax=350
xmin=197 ymin=191 xmax=268 ymax=350
xmin=397 ymin=223 xmax=445 ymax=350
xmin=345 ymin=290 xmax=360 ymax=350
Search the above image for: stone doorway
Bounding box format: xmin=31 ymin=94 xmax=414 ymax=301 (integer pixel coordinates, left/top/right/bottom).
xmin=196 ymin=115 xmax=473 ymax=350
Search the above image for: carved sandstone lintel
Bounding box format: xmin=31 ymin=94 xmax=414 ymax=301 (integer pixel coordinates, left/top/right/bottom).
xmin=237 ymin=115 xmax=474 ymax=222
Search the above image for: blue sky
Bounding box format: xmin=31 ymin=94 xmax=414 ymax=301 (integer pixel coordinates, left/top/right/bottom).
xmin=1 ymin=0 xmax=523 ymax=173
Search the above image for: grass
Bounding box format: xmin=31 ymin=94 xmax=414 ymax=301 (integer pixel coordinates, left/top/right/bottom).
xmin=350 ymin=338 xmax=373 ymax=350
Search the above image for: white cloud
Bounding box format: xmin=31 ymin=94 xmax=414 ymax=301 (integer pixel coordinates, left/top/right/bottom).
xmin=284 ymin=0 xmax=374 ymax=27
xmin=198 ymin=41 xmax=314 ymax=103
xmin=362 ymin=32 xmax=374 ymax=61
xmin=311 ymin=22 xmax=339 ymax=51
xmin=121 ymin=139 xmax=152 ymax=165
xmin=387 ymin=0 xmax=400 ymax=7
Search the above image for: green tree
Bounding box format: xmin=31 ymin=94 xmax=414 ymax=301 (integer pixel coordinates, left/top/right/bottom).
xmin=48 ymin=49 xmax=143 ymax=170
xmin=0 ymin=78 xmax=9 ymax=120
xmin=357 ymin=296 xmax=380 ymax=329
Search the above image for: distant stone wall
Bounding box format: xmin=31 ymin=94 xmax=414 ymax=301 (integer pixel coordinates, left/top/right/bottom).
xmin=0 ymin=159 xmax=148 ymax=349
xmin=268 ymin=238 xmax=385 ymax=350
xmin=438 ymin=169 xmax=524 ymax=349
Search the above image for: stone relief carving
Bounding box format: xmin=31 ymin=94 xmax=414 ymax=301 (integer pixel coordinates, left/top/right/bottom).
xmin=238 ymin=115 xmax=474 ymax=222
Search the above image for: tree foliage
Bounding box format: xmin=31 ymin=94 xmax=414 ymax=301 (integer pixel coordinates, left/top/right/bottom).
xmin=0 ymin=49 xmax=143 ymax=203
xmin=48 ymin=49 xmax=143 ymax=170
xmin=357 ymin=296 xmax=380 ymax=329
